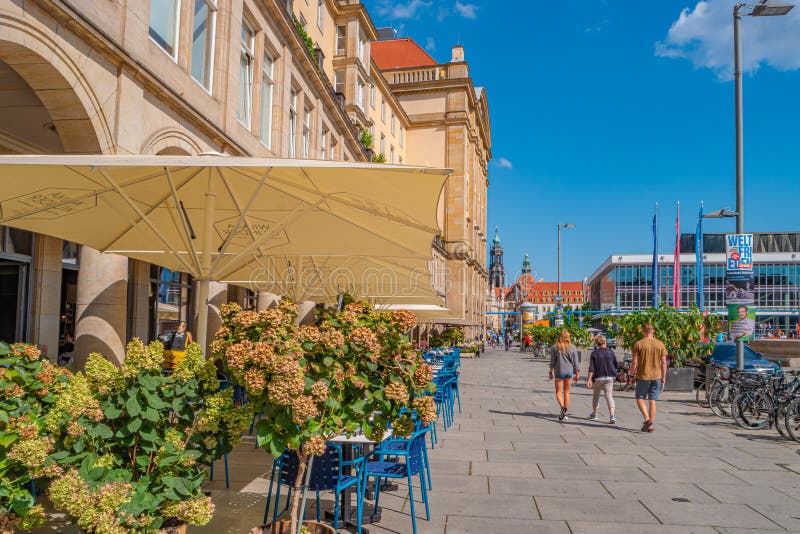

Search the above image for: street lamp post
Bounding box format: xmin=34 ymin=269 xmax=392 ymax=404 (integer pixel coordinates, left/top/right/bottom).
xmin=731 ymin=0 xmax=793 ymax=369
xmin=557 ymin=223 xmax=575 ymax=324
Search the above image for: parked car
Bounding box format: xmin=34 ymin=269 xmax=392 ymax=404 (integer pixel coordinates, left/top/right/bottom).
xmin=690 ymin=342 xmax=780 ymax=385
xmin=603 ymin=332 xmax=617 ymax=349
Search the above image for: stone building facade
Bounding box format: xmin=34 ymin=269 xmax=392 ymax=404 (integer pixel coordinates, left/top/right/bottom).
xmin=372 ymin=38 xmax=492 ymax=338
xmin=0 ymin=0 xmax=490 ymax=361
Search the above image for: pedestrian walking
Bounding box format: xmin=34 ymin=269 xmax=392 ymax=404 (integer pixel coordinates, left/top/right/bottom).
xmin=586 ymin=335 xmax=617 ymax=424
xmin=548 ymin=329 xmax=580 ymax=421
xmin=504 ymin=333 xmax=510 ymax=351
xmin=630 ymin=323 xmax=668 ymax=433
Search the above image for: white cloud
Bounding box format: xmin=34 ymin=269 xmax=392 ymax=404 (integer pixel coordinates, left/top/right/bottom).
xmin=656 ymin=0 xmax=800 ymax=80
xmin=494 ymin=157 xmax=512 ymax=169
xmin=424 ymin=37 xmax=436 ymax=52
xmin=437 ymin=7 xmax=451 ymax=22
xmin=375 ymin=0 xmax=432 ymax=19
xmin=584 ymin=17 xmax=609 ymax=34
xmin=454 ymin=1 xmax=478 ymax=19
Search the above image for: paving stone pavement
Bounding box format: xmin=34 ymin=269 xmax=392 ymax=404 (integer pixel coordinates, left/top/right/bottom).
xmin=192 ymin=346 xmax=800 ymax=533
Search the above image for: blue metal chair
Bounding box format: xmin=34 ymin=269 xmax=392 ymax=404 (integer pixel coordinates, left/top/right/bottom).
xmin=376 ymin=418 xmax=433 ymax=491
xmin=267 ymin=444 xmax=366 ymax=532
xmin=366 ymin=428 xmax=431 ymax=534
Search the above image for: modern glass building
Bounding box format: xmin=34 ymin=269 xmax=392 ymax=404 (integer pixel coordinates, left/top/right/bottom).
xmin=586 ymin=232 xmax=800 ymax=332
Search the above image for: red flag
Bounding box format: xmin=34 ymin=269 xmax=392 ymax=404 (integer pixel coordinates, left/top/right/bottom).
xmin=673 ymin=202 xmax=681 ymax=308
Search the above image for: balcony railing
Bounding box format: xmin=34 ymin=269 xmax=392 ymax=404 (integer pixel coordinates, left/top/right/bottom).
xmin=387 ymin=66 xmax=444 ymax=84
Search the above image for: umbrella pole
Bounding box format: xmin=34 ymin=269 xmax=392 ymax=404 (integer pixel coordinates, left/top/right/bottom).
xmin=196 ymin=278 xmax=210 ymax=351
xmin=197 ymin=188 xmax=216 ymax=353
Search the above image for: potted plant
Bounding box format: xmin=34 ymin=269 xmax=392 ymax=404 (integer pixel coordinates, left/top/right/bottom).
xmin=211 ymin=299 xmax=435 ymax=534
xmin=44 ymin=339 xmax=251 ymax=533
xmin=0 ymin=343 xmax=70 ymax=532
xmin=605 ymin=306 xmax=719 ymax=391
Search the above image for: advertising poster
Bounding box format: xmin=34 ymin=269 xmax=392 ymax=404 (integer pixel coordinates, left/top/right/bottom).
xmin=728 ymin=304 xmax=756 ymax=342
xmin=726 ymin=234 xmax=754 ymax=341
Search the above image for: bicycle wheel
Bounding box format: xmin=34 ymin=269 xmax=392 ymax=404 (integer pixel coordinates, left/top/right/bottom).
xmin=733 ymin=391 xmax=774 ymax=429
xmin=784 ymin=398 xmax=800 ymax=443
xmin=696 ymin=379 xmax=710 ymax=409
xmin=710 ymin=383 xmax=733 ymax=418
xmin=775 ymin=402 xmax=790 ymax=439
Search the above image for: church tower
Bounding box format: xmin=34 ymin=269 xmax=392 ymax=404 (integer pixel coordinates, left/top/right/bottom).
xmin=489 ymin=227 xmax=505 ymax=289
xmin=521 ymin=253 xmax=532 ymax=275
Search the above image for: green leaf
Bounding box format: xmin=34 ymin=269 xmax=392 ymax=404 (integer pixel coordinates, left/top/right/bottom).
xmin=126 ymin=394 xmax=141 ymax=417
xmin=0 ymin=432 xmax=17 ymax=448
xmin=127 ymin=418 xmax=142 ymax=433
xmin=323 ymin=356 xmax=334 ymax=366
xmin=143 ymin=406 xmax=159 ymax=422
xmin=95 ymin=423 xmax=114 ymax=439
xmin=104 ymin=404 xmax=122 ymax=419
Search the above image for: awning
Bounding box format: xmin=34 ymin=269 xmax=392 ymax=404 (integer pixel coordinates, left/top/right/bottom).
xmin=0 ymin=155 xmax=449 ymax=346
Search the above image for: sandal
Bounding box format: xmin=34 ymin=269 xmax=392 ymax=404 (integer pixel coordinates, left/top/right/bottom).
xmin=641 ymin=420 xmax=653 ymax=432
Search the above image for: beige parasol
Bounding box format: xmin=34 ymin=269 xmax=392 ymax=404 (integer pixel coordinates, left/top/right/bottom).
xmin=0 ymin=155 xmax=448 ymax=347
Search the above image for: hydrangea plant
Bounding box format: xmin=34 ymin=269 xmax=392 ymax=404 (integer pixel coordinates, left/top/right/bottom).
xmin=0 ymin=342 xmax=70 ymax=532
xmin=45 ymin=339 xmax=251 ymax=532
xmin=211 ymin=299 xmax=435 ymax=533
xmin=604 ymin=305 xmax=721 ymax=366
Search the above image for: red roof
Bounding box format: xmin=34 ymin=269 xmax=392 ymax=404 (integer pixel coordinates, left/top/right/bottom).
xmin=499 ymin=277 xmax=585 ymax=304
xmin=371 ymin=38 xmax=437 ymax=70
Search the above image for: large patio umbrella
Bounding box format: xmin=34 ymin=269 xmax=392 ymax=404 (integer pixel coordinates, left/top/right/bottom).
xmin=224 ymin=254 xmax=445 ymax=305
xmin=0 ymin=155 xmax=448 ymax=347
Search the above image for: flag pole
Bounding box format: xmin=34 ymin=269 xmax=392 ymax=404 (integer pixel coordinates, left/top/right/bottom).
xmin=652 ymin=203 xmax=659 ymax=308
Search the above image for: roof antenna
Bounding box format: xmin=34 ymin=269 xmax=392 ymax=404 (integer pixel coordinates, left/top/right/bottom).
xmin=457 ymin=32 xmax=461 ymax=45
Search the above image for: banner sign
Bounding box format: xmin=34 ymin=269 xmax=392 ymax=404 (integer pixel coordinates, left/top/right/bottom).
xmin=726 ymin=233 xmax=755 ymax=341
xmin=726 ymin=233 xmax=753 ymax=276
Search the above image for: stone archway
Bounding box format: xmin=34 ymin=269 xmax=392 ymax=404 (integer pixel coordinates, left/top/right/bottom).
xmin=0 ymin=16 xmax=125 ymax=364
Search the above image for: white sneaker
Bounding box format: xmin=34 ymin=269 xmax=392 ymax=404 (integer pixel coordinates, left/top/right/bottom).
xmin=589 ymin=413 xmax=600 ymax=421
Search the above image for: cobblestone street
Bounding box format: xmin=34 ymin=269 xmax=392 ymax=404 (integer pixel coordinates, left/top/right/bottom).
xmin=197 ymin=346 xmax=800 ymax=533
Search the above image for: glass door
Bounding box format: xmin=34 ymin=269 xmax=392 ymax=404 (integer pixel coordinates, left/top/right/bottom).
xmin=0 ymin=261 xmax=28 ymax=343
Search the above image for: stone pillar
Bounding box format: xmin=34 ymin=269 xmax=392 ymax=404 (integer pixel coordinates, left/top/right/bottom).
xmin=195 ymin=281 xmax=227 ymax=355
xmin=74 ymin=248 xmax=128 ymax=367
xmin=128 ymin=260 xmax=150 ymax=342
xmin=257 ymin=291 xmax=280 ymax=310
xmin=30 ymin=235 xmax=62 ymax=361
xmin=297 ymin=301 xmax=316 ymax=326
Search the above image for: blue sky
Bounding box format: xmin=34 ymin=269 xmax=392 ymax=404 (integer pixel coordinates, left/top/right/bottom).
xmin=364 ymin=0 xmax=800 ymax=282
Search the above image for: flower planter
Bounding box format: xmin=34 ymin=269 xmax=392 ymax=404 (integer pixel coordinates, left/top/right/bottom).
xmin=159 ymin=523 xmax=188 ymax=534
xmin=663 ymin=367 xmax=695 ymax=391
xmin=251 ymin=520 xmax=336 ymax=534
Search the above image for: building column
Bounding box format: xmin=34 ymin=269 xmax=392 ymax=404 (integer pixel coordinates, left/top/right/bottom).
xmin=30 ymin=235 xmax=62 ymax=360
xmin=127 ymin=260 xmax=150 ymax=342
xmin=74 ymin=248 xmax=128 ymax=367
xmin=257 ymin=291 xmax=280 ymax=310
xmin=297 ymin=301 xmax=316 ymax=325
xmin=195 ymin=281 xmax=227 ymax=355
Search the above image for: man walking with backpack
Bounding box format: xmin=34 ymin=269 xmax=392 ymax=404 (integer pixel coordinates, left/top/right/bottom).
xmin=630 ymin=323 xmax=668 ymax=433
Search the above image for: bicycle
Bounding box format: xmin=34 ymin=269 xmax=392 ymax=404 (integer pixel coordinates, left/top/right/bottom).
xmin=696 ymin=365 xmax=729 ymax=409
xmin=614 ymin=357 xmax=635 ymax=391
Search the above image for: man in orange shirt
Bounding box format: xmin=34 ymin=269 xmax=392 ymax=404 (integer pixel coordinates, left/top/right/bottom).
xmin=630 ymin=323 xmax=668 ymax=433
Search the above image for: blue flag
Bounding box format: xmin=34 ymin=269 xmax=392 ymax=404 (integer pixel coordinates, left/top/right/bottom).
xmin=696 ymin=202 xmax=704 ymax=310
xmin=652 ymin=204 xmax=659 ymax=308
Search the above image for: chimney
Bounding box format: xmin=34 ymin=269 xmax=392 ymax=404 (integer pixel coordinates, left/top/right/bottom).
xmin=451 ymin=45 xmax=464 ymax=62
